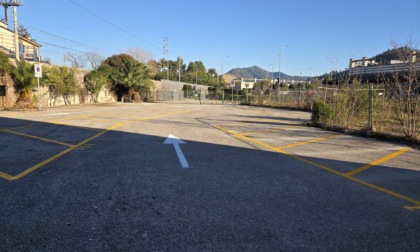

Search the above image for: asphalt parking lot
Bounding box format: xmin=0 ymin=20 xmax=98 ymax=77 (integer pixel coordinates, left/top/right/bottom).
xmin=1 ymin=102 xmax=419 ymax=251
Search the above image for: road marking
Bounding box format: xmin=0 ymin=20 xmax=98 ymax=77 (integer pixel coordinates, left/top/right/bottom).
xmin=76 ymin=143 xmax=95 ymax=150
xmin=1 ymin=109 xmax=194 ymax=181
xmin=10 ymin=122 xmax=125 ymax=180
xmin=0 ymin=171 xmax=13 ymax=180
xmin=216 ymin=125 xmax=343 ymax=176
xmin=344 ymin=148 xmax=410 ymax=177
xmin=164 ymin=134 xmax=190 ymax=169
xmin=0 ymin=123 xmax=45 ymax=132
xmin=46 ymin=113 xmax=71 ymax=116
xmin=4 ymin=130 xmax=75 ymax=147
xmin=241 ymin=125 xmax=301 ymax=136
xmin=404 ymin=205 xmax=420 ymax=211
xmin=215 ymin=125 xmax=420 ymax=210
xmin=276 ymin=134 xmax=342 ymax=149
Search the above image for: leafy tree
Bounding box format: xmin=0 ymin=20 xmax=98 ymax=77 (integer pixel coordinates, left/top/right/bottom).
xmin=0 ymin=51 xmax=11 ymax=75
xmin=146 ymin=59 xmax=159 ymax=78
xmin=208 ymin=68 xmax=218 ymax=77
xmin=43 ymin=66 xmax=79 ymax=105
xmin=18 ymin=24 xmax=30 ymax=37
xmin=84 ymin=70 xmax=108 ymax=103
xmin=10 ymin=60 xmax=35 ymax=102
xmin=182 ymin=84 xmax=193 ymax=98
xmin=100 ymin=54 xmax=154 ymax=101
xmin=187 ymin=61 xmax=206 ymax=73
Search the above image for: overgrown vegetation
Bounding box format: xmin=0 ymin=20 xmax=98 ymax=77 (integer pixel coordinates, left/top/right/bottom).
xmin=42 ymin=66 xmax=79 ymax=105
xmin=10 ymin=60 xmax=36 ymax=106
xmin=97 ymin=54 xmax=154 ymax=102
xmin=242 ymin=40 xmax=419 ymax=143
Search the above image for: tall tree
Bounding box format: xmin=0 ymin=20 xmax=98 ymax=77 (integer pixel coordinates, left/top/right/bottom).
xmin=123 ymin=47 xmax=154 ymax=63
xmin=99 ymin=54 xmax=154 ymax=101
xmin=10 ymin=60 xmax=35 ymax=102
xmin=18 ymin=24 xmax=30 ymax=37
xmin=84 ymin=69 xmax=108 ymax=103
xmin=64 ymin=52 xmax=86 ymax=68
xmin=85 ymin=51 xmax=104 ymax=70
xmin=43 ymin=66 xmax=79 ymax=105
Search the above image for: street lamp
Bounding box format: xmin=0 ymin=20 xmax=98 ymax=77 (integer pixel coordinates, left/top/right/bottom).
xmin=326 ymin=57 xmax=338 ymax=84
xmin=279 ymin=45 xmax=288 ymax=86
xmin=220 ymin=55 xmax=229 ymax=84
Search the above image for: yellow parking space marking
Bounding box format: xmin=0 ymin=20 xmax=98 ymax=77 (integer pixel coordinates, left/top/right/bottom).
xmin=132 ymin=109 xmax=193 ymax=122
xmin=48 ymin=115 xmax=87 ymax=124
xmin=76 ymin=143 xmax=95 ymax=150
xmin=215 ymin=125 xmax=420 ymax=210
xmin=0 ymin=171 xmax=13 ymax=180
xmin=215 ymin=125 xmax=342 ymax=176
xmin=277 ymin=134 xmax=342 ymax=149
xmin=0 ymin=123 xmax=45 ymax=132
xmin=4 ymin=130 xmax=75 ymax=147
xmin=241 ymin=125 xmax=301 ymax=136
xmin=75 ymin=116 xmax=117 ymax=123
xmin=344 ymin=148 xmax=410 ymax=177
xmin=1 ymin=109 xmax=194 ymax=181
xmin=10 ymin=122 xmax=125 ymax=180
xmin=404 ymin=205 xmax=420 ymax=211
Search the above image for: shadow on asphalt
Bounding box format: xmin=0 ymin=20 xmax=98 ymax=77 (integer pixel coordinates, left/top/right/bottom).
xmin=1 ymin=116 xmax=419 ymax=251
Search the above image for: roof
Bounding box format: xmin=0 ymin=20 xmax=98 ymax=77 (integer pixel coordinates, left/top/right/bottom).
xmin=0 ymin=21 xmax=41 ymax=48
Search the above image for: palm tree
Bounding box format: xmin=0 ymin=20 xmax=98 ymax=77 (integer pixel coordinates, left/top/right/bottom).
xmin=11 ymin=60 xmax=35 ymax=102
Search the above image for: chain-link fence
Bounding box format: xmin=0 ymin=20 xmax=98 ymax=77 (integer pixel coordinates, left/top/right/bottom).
xmin=244 ymin=86 xmax=419 ymax=139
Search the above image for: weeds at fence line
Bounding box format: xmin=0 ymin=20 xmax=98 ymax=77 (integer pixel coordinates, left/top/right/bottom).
xmin=243 ymin=85 xmax=419 ymax=145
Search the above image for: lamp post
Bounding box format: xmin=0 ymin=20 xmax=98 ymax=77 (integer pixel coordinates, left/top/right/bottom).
xmin=279 ymin=45 xmax=288 ymax=86
xmin=220 ymin=55 xmax=229 ymax=84
xmin=326 ymin=57 xmax=338 ymax=84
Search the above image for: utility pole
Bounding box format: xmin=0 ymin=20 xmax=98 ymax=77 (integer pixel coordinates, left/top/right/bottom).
xmin=279 ymin=45 xmax=288 ymax=86
xmin=1 ymin=1 xmax=22 ymax=61
xmin=163 ymin=37 xmax=169 ymax=80
xmin=326 ymin=57 xmax=338 ymax=84
xmin=178 ymin=57 xmax=181 ymax=82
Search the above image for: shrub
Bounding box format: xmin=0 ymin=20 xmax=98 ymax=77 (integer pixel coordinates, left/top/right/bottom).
xmin=312 ymin=101 xmax=333 ymax=125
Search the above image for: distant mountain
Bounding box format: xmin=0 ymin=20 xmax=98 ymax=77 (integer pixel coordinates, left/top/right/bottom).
xmin=227 ymin=66 xmax=309 ymax=81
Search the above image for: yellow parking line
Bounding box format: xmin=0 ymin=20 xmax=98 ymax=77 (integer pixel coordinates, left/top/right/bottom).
xmin=277 ymin=134 xmax=342 ymax=149
xmin=10 ymin=122 xmax=125 ymax=180
xmin=344 ymin=147 xmax=410 ymax=177
xmin=4 ymin=130 xmax=75 ymax=147
xmin=133 ymin=109 xmax=193 ymax=122
xmin=0 ymin=123 xmax=45 ymax=132
xmin=216 ymin=125 xmax=343 ymax=176
xmin=215 ymin=125 xmax=420 ymax=210
xmin=48 ymin=115 xmax=86 ymax=124
xmin=0 ymin=171 xmax=14 ymax=180
xmin=241 ymin=125 xmax=301 ymax=136
xmin=404 ymin=205 xmax=420 ymax=211
xmin=3 ymin=109 xmax=194 ymax=181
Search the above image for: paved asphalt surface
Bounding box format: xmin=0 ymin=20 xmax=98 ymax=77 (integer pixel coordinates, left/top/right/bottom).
xmin=0 ymin=102 xmax=419 ymax=251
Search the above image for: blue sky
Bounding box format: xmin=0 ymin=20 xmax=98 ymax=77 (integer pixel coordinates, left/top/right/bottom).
xmin=9 ymin=0 xmax=420 ymax=76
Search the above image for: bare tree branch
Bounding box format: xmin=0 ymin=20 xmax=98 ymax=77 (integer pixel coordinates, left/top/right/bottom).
xmin=85 ymin=51 xmax=104 ymax=70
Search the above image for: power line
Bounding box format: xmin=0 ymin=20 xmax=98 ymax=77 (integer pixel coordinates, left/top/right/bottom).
xmin=66 ymin=0 xmax=164 ymax=52
xmin=37 ymin=40 xmax=88 ymax=54
xmin=25 ymin=25 xmax=108 ymax=53
xmin=25 ymin=7 xmax=118 ymax=50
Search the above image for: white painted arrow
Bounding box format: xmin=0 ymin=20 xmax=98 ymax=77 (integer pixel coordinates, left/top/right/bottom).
xmin=164 ymin=134 xmax=190 ymax=169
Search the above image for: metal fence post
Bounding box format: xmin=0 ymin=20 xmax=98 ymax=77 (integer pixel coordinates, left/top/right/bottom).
xmin=368 ymin=82 xmax=373 ymax=133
